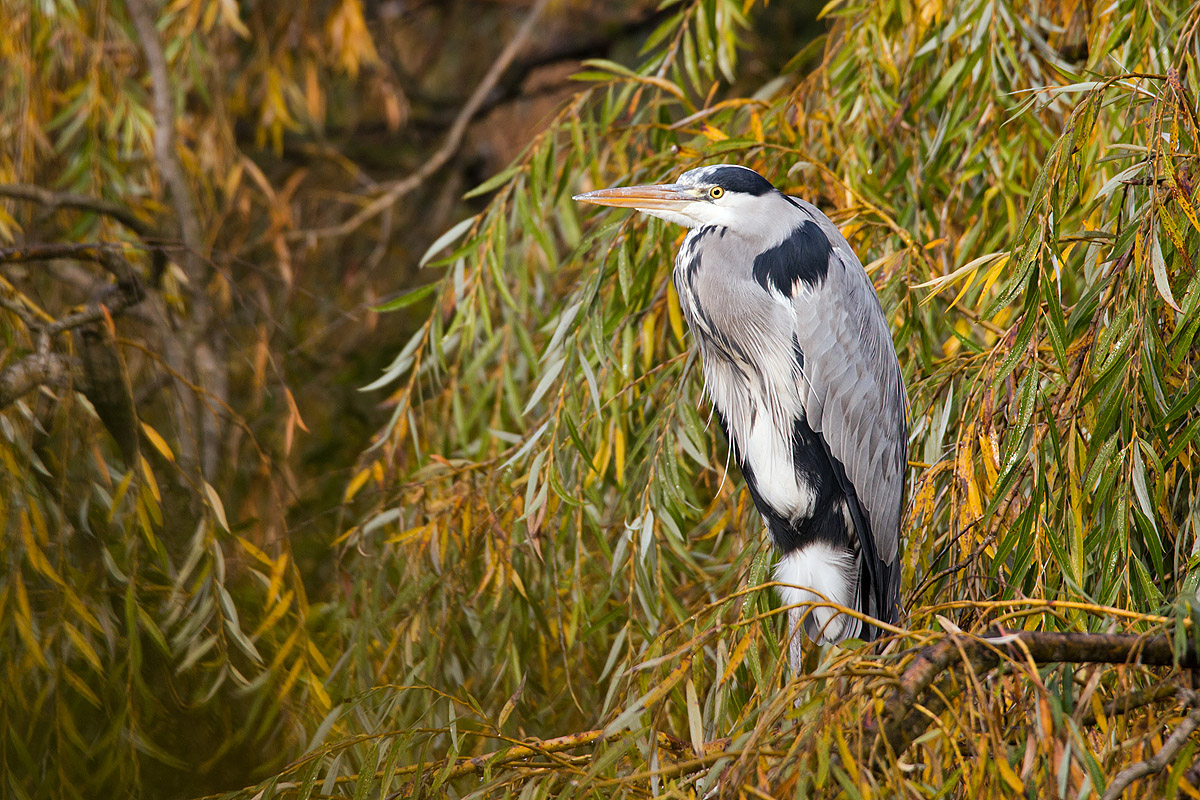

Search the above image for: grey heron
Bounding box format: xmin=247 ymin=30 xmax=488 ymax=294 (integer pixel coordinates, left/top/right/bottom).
xmin=574 ymin=165 xmax=907 ymax=662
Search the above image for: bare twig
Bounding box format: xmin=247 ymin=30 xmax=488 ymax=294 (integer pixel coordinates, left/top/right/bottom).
xmin=1099 ymin=691 xmax=1200 ymax=800
xmin=0 ymin=243 xmax=143 ymax=284
xmin=289 ymin=0 xmax=552 ymax=242
xmin=45 ymin=288 xmax=143 ymax=338
xmin=0 ymin=183 xmax=154 ymax=238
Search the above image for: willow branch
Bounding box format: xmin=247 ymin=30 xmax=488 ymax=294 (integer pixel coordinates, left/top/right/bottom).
xmin=126 ymin=0 xmax=205 ymax=288
xmin=0 ymin=183 xmax=154 ymax=238
xmin=0 ymin=243 xmax=143 ymax=285
xmin=129 ymin=0 xmax=225 ymax=478
xmin=0 ymin=352 xmax=76 ymax=409
xmin=290 ymin=0 xmax=551 ymax=241
xmin=872 ymin=631 xmax=1200 ymax=763
xmin=1099 ymin=692 xmax=1200 ymax=800
xmin=1080 ymin=683 xmax=1178 ymax=726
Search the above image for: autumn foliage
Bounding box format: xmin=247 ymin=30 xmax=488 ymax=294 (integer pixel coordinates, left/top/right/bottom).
xmin=2 ymin=1 xmax=1200 ymax=799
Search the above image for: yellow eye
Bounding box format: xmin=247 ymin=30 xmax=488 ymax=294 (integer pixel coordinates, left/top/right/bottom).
xmin=708 ymin=186 xmax=724 ymax=199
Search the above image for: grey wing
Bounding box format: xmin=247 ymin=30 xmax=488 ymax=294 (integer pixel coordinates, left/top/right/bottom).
xmin=788 ymin=199 xmax=908 ymax=570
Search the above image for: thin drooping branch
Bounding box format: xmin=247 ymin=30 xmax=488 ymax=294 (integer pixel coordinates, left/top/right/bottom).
xmin=871 ymin=631 xmax=1200 ymax=763
xmin=0 ymin=183 xmax=155 ymax=238
xmin=291 ymin=0 xmax=552 ymax=241
xmin=1099 ymin=691 xmax=1200 ymax=800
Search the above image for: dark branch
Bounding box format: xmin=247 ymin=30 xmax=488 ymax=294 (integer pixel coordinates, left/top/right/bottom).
xmin=0 ymin=243 xmax=144 ymax=287
xmin=871 ymin=631 xmax=1200 ymax=764
xmin=0 ymin=244 xmax=146 ymax=322
xmin=0 ymin=183 xmax=155 ymax=238
xmin=1080 ymin=682 xmax=1178 ymax=726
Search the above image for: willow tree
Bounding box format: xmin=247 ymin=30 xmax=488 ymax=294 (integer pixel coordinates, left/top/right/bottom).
xmin=5 ymin=0 xmax=1200 ymax=797
xmin=232 ymin=0 xmax=1200 ymax=797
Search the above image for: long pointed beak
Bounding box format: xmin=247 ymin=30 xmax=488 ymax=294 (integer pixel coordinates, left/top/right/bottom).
xmin=573 ymin=183 xmax=700 ymax=211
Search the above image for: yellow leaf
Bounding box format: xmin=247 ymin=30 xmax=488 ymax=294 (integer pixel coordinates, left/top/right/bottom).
xmin=277 ymin=655 xmax=305 ymax=699
xmin=667 ymin=283 xmax=686 ymax=345
xmin=139 ymin=455 xmax=160 ymax=504
xmin=19 ymin=511 xmax=64 ymax=587
xmin=996 ymin=756 xmax=1023 ymax=791
xmin=63 ymin=622 xmax=104 ymax=675
xmin=108 ymin=470 xmax=135 ymax=523
xmin=217 ymin=0 xmax=250 ymax=37
xmin=384 ymin=524 xmax=429 ymax=545
xmin=307 ymin=670 xmax=332 ymax=710
xmin=140 ymin=422 xmax=175 ymax=463
xmin=13 ymin=578 xmax=49 ymax=669
xmin=237 ymin=535 xmax=272 ymax=566
xmin=509 ymin=565 xmax=529 ymax=601
xmin=252 ymin=589 xmax=295 ymax=639
xmin=640 ymin=310 xmax=658 ymax=372
xmin=62 ymin=668 xmax=103 ymax=709
xmin=344 ymin=467 xmax=371 ymax=502
xmin=641 ymin=654 xmax=693 ymax=710
xmin=64 ymin=588 xmax=103 ymax=634
xmin=614 ymin=424 xmax=626 ymax=486
xmin=719 ymin=632 xmax=753 ymax=685
xmin=979 ymin=429 xmax=999 ymax=490
xmin=284 ymin=387 xmax=309 ymax=432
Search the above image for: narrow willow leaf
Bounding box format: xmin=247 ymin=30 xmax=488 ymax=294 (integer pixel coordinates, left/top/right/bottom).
xmin=463 ymin=165 xmax=522 ymax=199
xmin=203 ymin=481 xmax=229 ymax=532
xmin=373 ymin=282 xmax=438 ymax=312
xmin=1150 ymin=229 xmax=1183 ymax=312
xmin=523 ymin=356 xmax=566 ymax=415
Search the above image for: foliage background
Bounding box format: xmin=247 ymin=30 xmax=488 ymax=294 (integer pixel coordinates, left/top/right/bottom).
xmin=2 ymin=0 xmax=1199 ymax=798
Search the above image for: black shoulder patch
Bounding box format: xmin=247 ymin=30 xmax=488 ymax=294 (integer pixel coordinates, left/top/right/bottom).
xmin=707 ymin=166 xmax=775 ymax=196
xmin=752 ymin=219 xmax=833 ymax=296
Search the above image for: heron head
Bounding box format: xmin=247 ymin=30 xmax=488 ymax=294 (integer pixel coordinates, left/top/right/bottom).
xmin=573 ymin=164 xmax=783 ymax=232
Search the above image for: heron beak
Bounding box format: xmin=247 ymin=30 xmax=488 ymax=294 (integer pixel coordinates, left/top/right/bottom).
xmin=573 ymin=183 xmax=700 ymax=211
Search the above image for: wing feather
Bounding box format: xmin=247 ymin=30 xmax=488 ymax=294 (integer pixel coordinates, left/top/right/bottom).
xmin=787 ymin=198 xmax=908 ymax=620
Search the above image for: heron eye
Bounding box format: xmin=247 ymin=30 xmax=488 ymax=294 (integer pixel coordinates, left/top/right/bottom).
xmin=708 ymin=186 xmax=724 ymax=199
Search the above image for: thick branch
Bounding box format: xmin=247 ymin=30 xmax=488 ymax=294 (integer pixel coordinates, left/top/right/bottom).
xmin=872 ymin=631 xmax=1200 ymax=763
xmin=0 ymin=352 xmax=76 ymax=409
xmin=126 ymin=0 xmax=205 ymax=288
xmin=129 ymin=0 xmax=223 ymax=479
xmin=0 ymin=183 xmax=154 ymax=238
